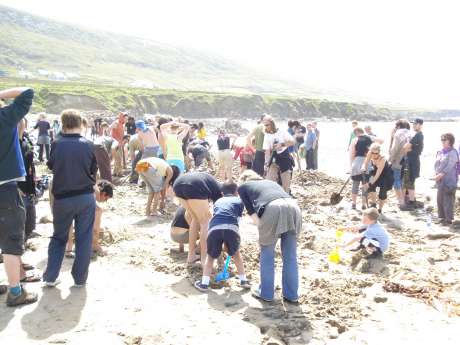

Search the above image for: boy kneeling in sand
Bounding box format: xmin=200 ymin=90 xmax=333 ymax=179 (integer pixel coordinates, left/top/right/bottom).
xmin=341 ymin=208 xmax=390 ymax=273
xmin=194 ymin=182 xmax=251 ymax=292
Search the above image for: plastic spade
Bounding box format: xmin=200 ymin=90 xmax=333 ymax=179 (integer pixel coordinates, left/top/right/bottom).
xmin=215 ymin=255 xmax=231 ymax=282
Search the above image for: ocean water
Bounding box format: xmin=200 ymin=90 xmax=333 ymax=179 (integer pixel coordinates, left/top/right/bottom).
xmin=207 ymin=119 xmax=460 ymax=195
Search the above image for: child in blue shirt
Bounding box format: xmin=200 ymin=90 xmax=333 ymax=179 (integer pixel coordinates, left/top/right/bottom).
xmin=194 ymin=182 xmax=251 ymax=292
xmin=342 ymin=207 xmax=390 ymax=258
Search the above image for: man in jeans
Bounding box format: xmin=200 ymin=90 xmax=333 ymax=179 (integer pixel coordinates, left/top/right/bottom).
xmin=44 ymin=109 xmax=97 ymax=287
xmin=305 ymin=123 xmax=317 ymax=171
xmin=0 ymin=87 xmax=38 ymax=306
xmin=389 ymin=119 xmax=411 ymax=210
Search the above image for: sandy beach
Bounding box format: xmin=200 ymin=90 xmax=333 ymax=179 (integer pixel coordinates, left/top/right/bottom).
xmin=1 ymin=163 xmax=460 ymax=345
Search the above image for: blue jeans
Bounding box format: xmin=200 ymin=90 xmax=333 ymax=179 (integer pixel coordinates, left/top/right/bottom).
xmin=44 ymin=193 xmax=96 ymax=285
xmin=259 ymin=231 xmax=298 ymax=301
xmin=392 ymin=167 xmax=402 ymax=190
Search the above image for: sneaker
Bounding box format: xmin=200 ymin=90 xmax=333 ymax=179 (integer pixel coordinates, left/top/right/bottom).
xmin=6 ymin=287 xmax=38 ymax=307
xmin=240 ymin=280 xmax=251 ymax=290
xmin=72 ymin=283 xmax=86 ymax=289
xmin=194 ymin=280 xmax=209 ymax=292
xmin=370 ymin=203 xmax=377 ymax=209
xmin=251 ymin=289 xmax=273 ymax=302
xmin=44 ymin=280 xmax=61 ymax=288
xmin=441 ymin=220 xmax=453 ymax=226
xmin=399 ymin=204 xmax=413 ymax=211
xmin=361 ymin=205 xmax=367 ymax=210
xmin=351 ymin=204 xmax=356 ymax=210
xmin=283 ymin=296 xmax=299 ymax=305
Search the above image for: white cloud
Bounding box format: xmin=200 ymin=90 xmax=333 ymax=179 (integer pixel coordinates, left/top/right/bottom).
xmin=1 ymin=0 xmax=459 ymax=108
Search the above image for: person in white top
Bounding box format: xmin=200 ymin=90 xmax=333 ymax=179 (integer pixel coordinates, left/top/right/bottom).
xmin=263 ymin=118 xmax=295 ymax=192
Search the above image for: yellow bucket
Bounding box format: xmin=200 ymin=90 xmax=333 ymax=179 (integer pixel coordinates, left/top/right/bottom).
xmin=328 ymin=247 xmax=341 ymax=264
xmin=335 ymin=229 xmax=344 ymax=239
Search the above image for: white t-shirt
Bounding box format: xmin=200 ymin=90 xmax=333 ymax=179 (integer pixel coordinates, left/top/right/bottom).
xmin=263 ymin=130 xmax=293 ymax=154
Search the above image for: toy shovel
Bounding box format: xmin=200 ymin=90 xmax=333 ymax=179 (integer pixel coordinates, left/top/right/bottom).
xmin=215 ymin=255 xmax=231 ymax=282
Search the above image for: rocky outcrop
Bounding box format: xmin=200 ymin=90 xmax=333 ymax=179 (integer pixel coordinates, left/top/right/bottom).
xmin=35 ymin=91 xmax=395 ymax=121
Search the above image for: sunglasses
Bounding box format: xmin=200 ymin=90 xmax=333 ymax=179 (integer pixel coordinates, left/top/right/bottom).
xmin=371 ymin=152 xmax=379 ymax=155
xmin=441 ymin=138 xmax=448 ymax=141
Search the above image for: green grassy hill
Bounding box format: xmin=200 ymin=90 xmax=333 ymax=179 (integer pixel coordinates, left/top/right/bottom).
xmin=0 ymin=5 xmax=313 ymax=96
xmin=0 ymin=77 xmax=394 ymax=120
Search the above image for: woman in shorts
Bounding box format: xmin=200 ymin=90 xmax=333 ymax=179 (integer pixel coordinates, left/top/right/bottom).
xmin=173 ymin=172 xmax=223 ymax=265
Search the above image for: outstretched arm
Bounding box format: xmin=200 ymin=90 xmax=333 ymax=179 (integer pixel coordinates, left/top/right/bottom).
xmin=0 ymin=88 xmax=34 ymax=128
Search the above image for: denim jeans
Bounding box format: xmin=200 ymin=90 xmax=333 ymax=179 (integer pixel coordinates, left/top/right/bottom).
xmin=259 ymin=231 xmax=298 ymax=301
xmin=392 ymin=167 xmax=402 ymax=190
xmin=44 ymin=193 xmax=96 ymax=285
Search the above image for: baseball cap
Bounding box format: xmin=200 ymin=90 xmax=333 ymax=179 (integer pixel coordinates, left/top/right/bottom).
xmin=135 ymin=120 xmax=147 ymax=131
xmin=412 ymin=118 xmax=424 ymax=125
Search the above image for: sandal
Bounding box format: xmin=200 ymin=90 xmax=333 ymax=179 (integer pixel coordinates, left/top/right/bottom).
xmin=20 ymin=273 xmax=42 ymax=283
xmin=65 ymin=251 xmax=75 ymax=258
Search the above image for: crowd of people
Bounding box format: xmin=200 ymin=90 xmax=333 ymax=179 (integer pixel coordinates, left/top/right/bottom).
xmin=0 ymin=86 xmax=459 ymax=309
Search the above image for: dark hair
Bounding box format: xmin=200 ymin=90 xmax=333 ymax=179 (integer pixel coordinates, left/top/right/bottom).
xmin=395 ymin=119 xmax=410 ymax=130
xmin=191 ymin=124 xmax=199 ymax=130
xmin=288 ymin=120 xmax=294 ymax=128
xmin=221 ymin=182 xmax=238 ymax=195
xmin=441 ymin=133 xmax=455 ymax=147
xmin=353 ymin=127 xmax=364 ymax=135
xmin=198 ymin=122 xmax=204 ymax=129
xmin=97 ymin=180 xmax=114 ymax=198
xmin=123 ymin=134 xmax=130 ymax=141
xmin=169 ymin=165 xmax=181 ymax=186
xmin=157 ymin=117 xmax=170 ymax=129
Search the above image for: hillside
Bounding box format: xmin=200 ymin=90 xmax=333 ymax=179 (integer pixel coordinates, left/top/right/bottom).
xmin=0 ymin=78 xmax=394 ymax=120
xmin=0 ymin=5 xmax=316 ymax=96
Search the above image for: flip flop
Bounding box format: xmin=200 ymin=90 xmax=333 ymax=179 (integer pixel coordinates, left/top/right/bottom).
xmin=20 ymin=273 xmax=42 ymax=283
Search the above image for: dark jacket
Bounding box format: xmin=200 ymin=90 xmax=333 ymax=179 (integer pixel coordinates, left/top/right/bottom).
xmin=47 ymin=133 xmax=97 ymax=199
xmin=238 ymin=180 xmax=290 ymax=217
xmin=0 ymin=89 xmax=34 ymax=182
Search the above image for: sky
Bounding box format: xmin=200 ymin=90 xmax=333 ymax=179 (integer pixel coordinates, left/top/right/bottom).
xmin=1 ymin=0 xmax=459 ymax=109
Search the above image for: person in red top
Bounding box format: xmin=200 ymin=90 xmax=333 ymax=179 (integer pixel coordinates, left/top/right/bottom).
xmin=110 ymin=112 xmax=128 ymax=170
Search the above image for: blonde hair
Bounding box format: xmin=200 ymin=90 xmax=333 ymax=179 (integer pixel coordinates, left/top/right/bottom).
xmin=363 ymin=207 xmax=379 ymax=221
xmin=38 ymin=112 xmax=46 ymax=120
xmin=239 ymin=170 xmax=263 ymax=184
xmin=61 ymin=109 xmax=82 ymax=130
xmin=370 ymin=143 xmax=381 ymax=154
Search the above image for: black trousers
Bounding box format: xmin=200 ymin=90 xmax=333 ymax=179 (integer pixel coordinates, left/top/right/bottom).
xmin=306 ymin=149 xmax=314 ymax=170
xmin=252 ymin=150 xmax=265 ymax=176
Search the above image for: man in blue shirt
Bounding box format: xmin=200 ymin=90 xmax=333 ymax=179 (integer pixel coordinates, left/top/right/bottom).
xmin=0 ymin=87 xmax=38 ymax=306
xmin=305 ymin=123 xmax=317 ymax=171
xmin=43 ymin=109 xmax=97 ymax=288
xmin=194 ymin=182 xmax=250 ymax=292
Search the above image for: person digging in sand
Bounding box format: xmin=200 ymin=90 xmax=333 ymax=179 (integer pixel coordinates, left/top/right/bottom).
xmin=340 ymin=208 xmax=390 ymax=273
xmin=194 ymin=182 xmax=250 ymax=292
xmin=136 ymin=157 xmax=181 ymax=216
xmin=173 ymin=172 xmax=223 ymax=266
xmin=238 ymin=170 xmax=302 ymax=303
xmin=170 ymin=207 xmax=192 ymax=253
